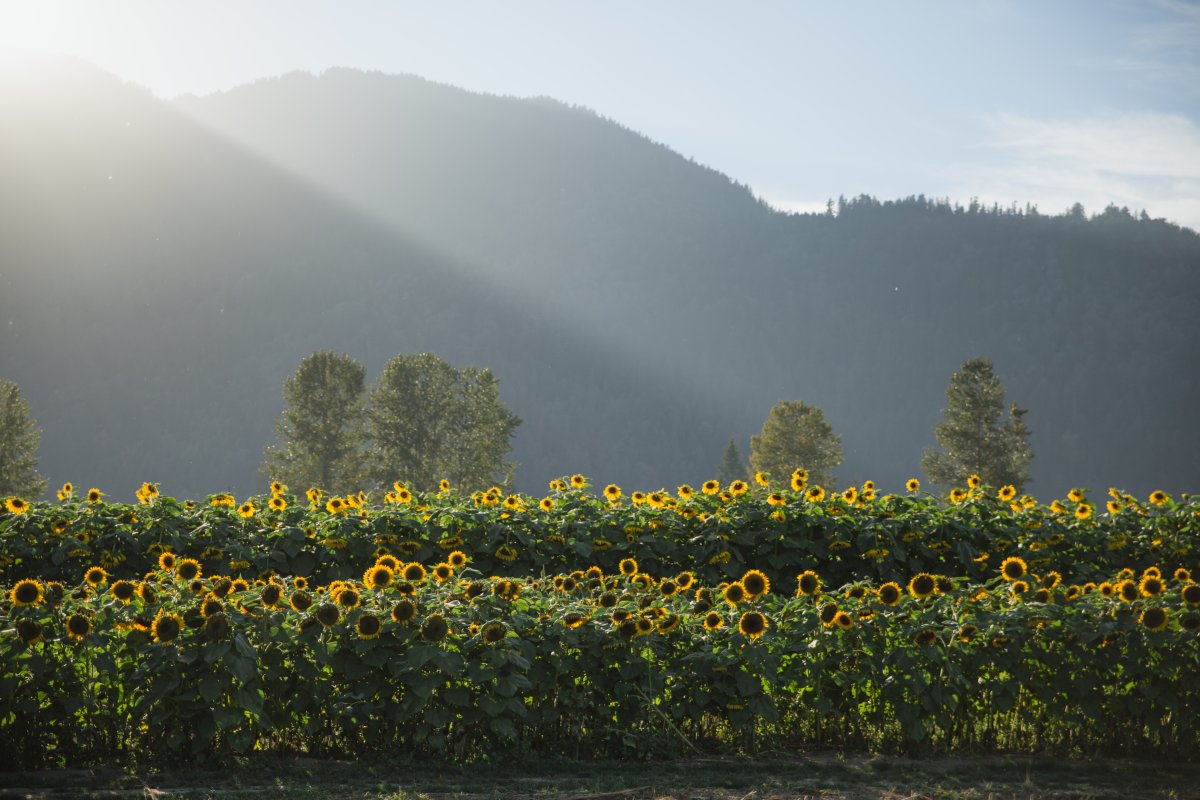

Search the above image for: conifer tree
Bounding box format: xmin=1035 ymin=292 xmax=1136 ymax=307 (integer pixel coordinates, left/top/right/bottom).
xmin=921 ymin=357 xmax=1033 ymax=491
xmin=0 ymin=380 xmax=48 ymax=498
xmin=749 ymin=401 xmax=842 ymax=488
xmin=261 ymin=351 xmax=368 ymax=493
xmin=716 ymin=438 xmax=747 ymax=485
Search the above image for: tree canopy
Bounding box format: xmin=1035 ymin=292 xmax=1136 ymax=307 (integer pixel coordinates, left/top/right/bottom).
xmin=366 ymin=353 xmax=521 ymax=492
xmin=261 ymin=351 xmax=368 ymax=494
xmin=749 ymin=401 xmax=843 ymax=488
xmin=921 ymin=357 xmax=1033 ymax=491
xmin=0 ymin=380 xmax=48 ymax=498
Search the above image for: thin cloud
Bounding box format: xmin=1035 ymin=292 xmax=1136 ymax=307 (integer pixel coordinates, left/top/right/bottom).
xmin=969 ymin=111 xmax=1200 ymax=227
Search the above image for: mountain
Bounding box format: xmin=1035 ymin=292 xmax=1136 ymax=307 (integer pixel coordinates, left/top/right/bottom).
xmin=2 ymin=58 xmax=1198 ymax=500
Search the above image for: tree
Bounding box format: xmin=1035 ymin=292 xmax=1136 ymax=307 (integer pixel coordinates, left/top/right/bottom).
xmin=715 ymin=438 xmax=747 ymax=485
xmin=261 ymin=351 xmax=368 ymax=493
xmin=749 ymin=401 xmax=842 ymax=488
xmin=0 ymin=380 xmax=48 ymax=498
xmin=921 ymin=357 xmax=1033 ymax=491
xmin=366 ymin=353 xmax=521 ymax=492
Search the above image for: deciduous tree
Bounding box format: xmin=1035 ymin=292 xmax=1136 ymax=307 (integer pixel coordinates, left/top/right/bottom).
xmin=261 ymin=351 xmax=368 ymax=493
xmin=366 ymin=353 xmax=520 ymax=492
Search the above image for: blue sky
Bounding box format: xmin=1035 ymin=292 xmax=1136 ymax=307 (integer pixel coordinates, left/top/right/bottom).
xmin=3 ymin=0 xmax=1198 ymax=228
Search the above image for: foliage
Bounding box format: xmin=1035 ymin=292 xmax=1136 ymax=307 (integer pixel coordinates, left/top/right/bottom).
xmin=922 ymin=358 xmax=1033 ymax=492
xmin=366 ymin=353 xmax=521 ymax=493
xmin=261 ymin=352 xmax=368 ymax=495
xmin=750 ymin=401 xmax=842 ymax=488
xmin=0 ymin=381 xmax=48 ymax=499
xmin=2 ymin=501 xmax=1198 ymax=768
xmin=716 ymin=439 xmax=747 ymax=485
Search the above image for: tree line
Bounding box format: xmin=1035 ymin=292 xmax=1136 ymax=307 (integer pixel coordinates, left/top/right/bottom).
xmin=2 ymin=354 xmax=1029 ymax=499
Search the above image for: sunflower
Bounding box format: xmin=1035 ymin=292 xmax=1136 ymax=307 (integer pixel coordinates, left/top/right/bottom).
xmin=495 ymin=545 xmax=518 ymax=562
xmin=399 ymin=562 xmax=426 ymax=582
xmin=603 ymin=484 xmax=622 ymax=502
xmin=834 ymin=611 xmax=854 ymax=630
xmin=237 ymin=502 xmax=256 ymax=518
xmin=9 ymin=579 xmax=43 ymax=607
xmin=1010 ymin=580 xmax=1029 ymax=598
xmin=913 ymin=629 xmax=938 ymax=647
xmin=110 ymin=580 xmax=137 ymax=604
xmin=1182 ymin=584 xmax=1200 ymax=606
xmin=480 ymin=621 xmax=506 ymax=644
xmin=796 ymin=570 xmax=822 ymax=597
xmin=877 ymin=582 xmax=902 ymax=606
xmin=16 ymin=619 xmax=43 ymax=645
xmin=958 ymin=624 xmax=979 ymax=642
xmin=908 ymin=573 xmax=936 ymax=599
xmin=677 ymin=484 xmax=695 ymax=500
xmin=335 ymin=587 xmax=361 ymax=610
xmin=1032 ymin=588 xmax=1053 ymax=603
xmin=966 ymin=474 xmax=981 ymax=489
xmin=841 ymin=487 xmax=858 ymax=504
xmin=386 ymin=599 xmax=415 ymax=623
xmin=1041 ymin=571 xmax=1062 ymax=589
xmin=5 ymin=497 xmax=29 ymax=514
xmin=356 ymin=613 xmax=383 ymax=640
xmin=630 ymin=491 xmax=646 ymax=506
xmin=421 ymin=613 xmax=449 ymax=641
xmin=647 ymin=492 xmax=666 ymax=508
xmin=741 ymin=570 xmax=770 ymax=599
xmin=658 ymin=579 xmax=678 ymax=598
xmin=362 ymin=564 xmax=394 ymax=590
xmin=563 ymin=611 xmax=589 ymax=629
xmin=286 ymin=590 xmax=312 ymax=612
xmin=1140 ymin=606 xmax=1169 ymax=632
xmin=66 ymin=613 xmax=92 ymax=642
xmin=619 ymin=558 xmax=638 ymax=577
xmin=1174 ymin=567 xmax=1192 ymax=583
xmin=267 ymin=496 xmax=286 ymax=512
xmin=948 ymin=488 xmax=967 ymax=504
xmin=729 ymin=480 xmax=749 ymax=496
xmin=84 ymin=566 xmax=108 ymax=587
xmin=538 ymin=497 xmax=554 ymax=512
xmin=997 ymin=485 xmax=1016 ymax=502
xmin=314 ymin=603 xmax=340 ymax=628
xmin=230 ymin=578 xmax=250 ymax=594
xmin=1139 ymin=575 xmax=1166 ymax=597
xmin=432 ymin=563 xmax=453 ymax=582
xmin=818 ymin=603 xmax=839 ymax=626
xmin=723 ymin=582 xmax=747 ymax=605
xmin=1074 ymin=503 xmax=1093 ymax=520
xmin=900 ymin=479 xmax=918 ymax=494
xmin=1000 ymin=556 xmax=1027 ymax=581
xmin=658 ymin=613 xmax=681 ymax=634
xmin=1067 ymin=488 xmax=1085 ymax=503
xmin=1117 ymin=580 xmax=1140 ymax=603
xmin=86 ymin=488 xmax=103 ymax=503
xmin=1097 ymin=582 xmax=1115 ymax=598
xmin=260 ymin=584 xmax=283 ymax=608
xmin=701 ymin=480 xmax=720 ymax=495
xmin=152 ymin=612 xmax=183 ymax=644
xmin=1148 ymin=490 xmax=1169 ymax=506
xmin=738 ymin=610 xmax=767 ymax=639
xmin=703 ymin=611 xmax=724 ymax=630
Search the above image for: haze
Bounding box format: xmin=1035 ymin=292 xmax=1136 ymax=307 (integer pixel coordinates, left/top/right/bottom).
xmin=3 ymin=0 xmax=1198 ymax=229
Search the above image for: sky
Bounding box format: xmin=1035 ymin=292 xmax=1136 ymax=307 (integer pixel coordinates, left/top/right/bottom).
xmin=2 ymin=0 xmax=1199 ymax=229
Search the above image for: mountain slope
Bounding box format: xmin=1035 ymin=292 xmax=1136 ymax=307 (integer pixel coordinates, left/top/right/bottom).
xmin=3 ymin=59 xmax=1198 ymax=499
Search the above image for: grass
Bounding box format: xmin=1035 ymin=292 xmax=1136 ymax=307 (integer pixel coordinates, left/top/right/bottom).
xmin=1 ymin=754 xmax=1197 ymax=800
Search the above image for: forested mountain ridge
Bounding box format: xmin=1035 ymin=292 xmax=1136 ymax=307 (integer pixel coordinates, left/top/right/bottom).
xmin=3 ymin=59 xmax=1197 ymax=499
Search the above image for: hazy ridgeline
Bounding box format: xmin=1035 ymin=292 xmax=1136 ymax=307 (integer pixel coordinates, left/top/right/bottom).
xmin=2 ymin=59 xmax=1197 ymax=499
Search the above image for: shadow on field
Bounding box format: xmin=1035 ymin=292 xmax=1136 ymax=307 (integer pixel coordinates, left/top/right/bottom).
xmin=1 ymin=754 xmax=1197 ymax=800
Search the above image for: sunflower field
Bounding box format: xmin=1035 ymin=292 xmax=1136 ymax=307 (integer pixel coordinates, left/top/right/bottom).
xmin=2 ymin=476 xmax=1198 ymax=767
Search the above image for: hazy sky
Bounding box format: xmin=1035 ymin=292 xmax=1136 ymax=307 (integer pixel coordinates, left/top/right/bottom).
xmin=3 ymin=0 xmax=1199 ymax=228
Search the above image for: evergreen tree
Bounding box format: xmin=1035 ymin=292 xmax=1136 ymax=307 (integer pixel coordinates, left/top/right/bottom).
xmin=261 ymin=351 xmax=368 ymax=493
xmin=0 ymin=381 xmax=49 ymax=498
xmin=749 ymin=401 xmax=842 ymax=488
xmin=921 ymin=357 xmax=1033 ymax=491
xmin=716 ymin=438 xmax=747 ymax=485
xmin=366 ymin=353 xmax=521 ymax=492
